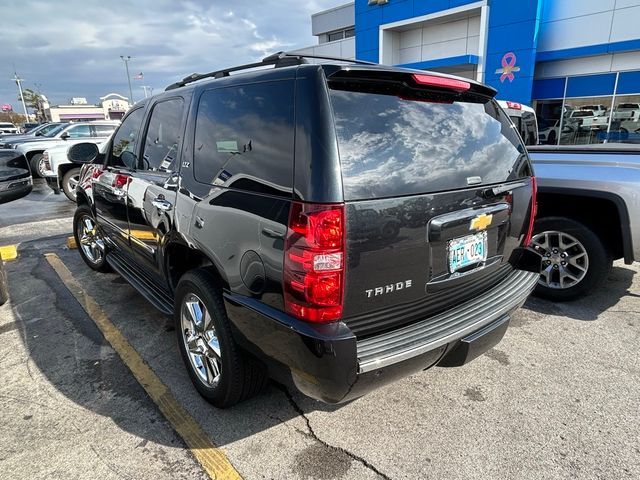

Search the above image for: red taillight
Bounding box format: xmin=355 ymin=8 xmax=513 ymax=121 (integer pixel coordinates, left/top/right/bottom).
xmin=412 ymin=74 xmax=470 ymax=92
xmin=284 ymin=202 xmax=345 ymax=323
xmin=506 ymin=101 xmax=522 ymax=110
xmin=523 ymin=176 xmax=537 ymax=247
xmin=112 ymin=173 xmax=129 ymax=188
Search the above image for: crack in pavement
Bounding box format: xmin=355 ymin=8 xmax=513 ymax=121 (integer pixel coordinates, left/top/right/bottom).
xmin=277 ymin=385 xmax=392 ymax=480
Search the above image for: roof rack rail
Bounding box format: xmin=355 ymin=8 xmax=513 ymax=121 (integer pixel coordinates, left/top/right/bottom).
xmin=165 ymin=51 xmax=376 ymax=91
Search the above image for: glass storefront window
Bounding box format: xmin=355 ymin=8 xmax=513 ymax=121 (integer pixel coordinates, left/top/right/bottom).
xmin=608 ymin=94 xmax=640 ymax=144
xmin=534 ymin=72 xmax=640 ymax=146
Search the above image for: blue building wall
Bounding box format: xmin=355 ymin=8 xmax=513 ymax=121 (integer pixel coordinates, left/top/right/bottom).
xmin=483 ymin=0 xmax=542 ymax=104
xmin=355 ymin=0 xmax=480 ymax=63
xmin=355 ymin=0 xmax=543 ymax=104
xmin=354 ymin=0 xmax=640 ymax=103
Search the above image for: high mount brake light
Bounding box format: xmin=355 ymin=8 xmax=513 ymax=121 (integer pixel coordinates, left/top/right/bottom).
xmin=412 ymin=74 xmax=470 ymax=92
xmin=523 ymin=176 xmax=537 ymax=247
xmin=284 ymin=202 xmax=345 ymax=323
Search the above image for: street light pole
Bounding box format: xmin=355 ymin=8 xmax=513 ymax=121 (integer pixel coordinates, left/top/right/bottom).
xmin=120 ymin=55 xmax=134 ymax=105
xmin=12 ymin=72 xmax=29 ymax=121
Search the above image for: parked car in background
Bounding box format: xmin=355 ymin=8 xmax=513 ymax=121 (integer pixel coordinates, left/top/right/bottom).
xmin=612 ymin=103 xmax=640 ymax=122
xmin=527 ymin=144 xmax=639 ymax=300
xmin=497 ymin=100 xmax=538 ymax=145
xmin=0 ymin=122 xmax=66 ymax=145
xmin=579 ymin=104 xmax=607 ymax=117
xmin=20 ymin=122 xmax=40 ymax=133
xmin=41 ymin=138 xmax=109 ymax=201
xmin=11 ymin=121 xmax=119 ymax=177
xmin=0 ymin=149 xmax=32 ymax=204
xmin=538 ymin=119 xmax=582 ymax=145
xmin=565 ymin=109 xmax=595 ymax=126
xmin=0 ymin=122 xmax=19 ymax=134
xmin=68 ymin=53 xmax=539 ymax=407
xmin=0 ymin=149 xmax=33 ymax=305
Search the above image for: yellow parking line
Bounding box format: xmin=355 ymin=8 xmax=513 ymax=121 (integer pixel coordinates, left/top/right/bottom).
xmin=44 ymin=253 xmax=242 ymax=480
xmin=0 ymin=245 xmax=18 ymax=261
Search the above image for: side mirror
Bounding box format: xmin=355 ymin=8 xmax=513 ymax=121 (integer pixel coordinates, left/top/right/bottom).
xmin=35 ymin=131 xmax=43 ymax=136
xmin=68 ymin=142 xmax=99 ymax=164
xmin=60 ymin=132 xmax=70 ymax=140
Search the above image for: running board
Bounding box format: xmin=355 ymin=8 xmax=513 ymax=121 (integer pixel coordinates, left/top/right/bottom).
xmin=106 ymin=251 xmax=174 ymax=315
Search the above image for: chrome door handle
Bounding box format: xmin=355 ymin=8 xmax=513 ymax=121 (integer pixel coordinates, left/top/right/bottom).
xmin=152 ymin=197 xmax=172 ymax=211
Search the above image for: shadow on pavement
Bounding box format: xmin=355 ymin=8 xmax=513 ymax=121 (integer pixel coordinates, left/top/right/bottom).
xmin=5 ymin=245 xmax=341 ymax=450
xmin=523 ymin=265 xmax=636 ymax=321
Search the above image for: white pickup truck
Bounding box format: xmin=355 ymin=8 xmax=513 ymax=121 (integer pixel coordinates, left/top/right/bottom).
xmin=41 ymin=139 xmax=109 ymax=201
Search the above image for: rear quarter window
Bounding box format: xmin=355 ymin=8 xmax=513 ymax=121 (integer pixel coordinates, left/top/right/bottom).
xmin=330 ymin=88 xmax=529 ymax=200
xmin=193 ymin=80 xmax=295 ymax=197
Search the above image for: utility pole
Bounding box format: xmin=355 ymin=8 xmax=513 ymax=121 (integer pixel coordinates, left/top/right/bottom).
xmin=120 ymin=55 xmax=134 ymax=104
xmin=12 ymin=71 xmax=29 ymax=122
xmin=141 ymin=85 xmax=152 ymax=98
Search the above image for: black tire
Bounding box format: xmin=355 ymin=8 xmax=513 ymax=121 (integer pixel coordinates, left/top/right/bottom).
xmin=73 ymin=205 xmax=111 ymax=272
xmin=62 ymin=168 xmax=81 ymax=202
xmin=175 ymin=269 xmax=267 ymax=408
xmin=29 ymin=154 xmax=43 ymax=178
xmin=547 ymin=130 xmax=556 ymax=145
xmin=530 ymin=216 xmax=613 ymax=301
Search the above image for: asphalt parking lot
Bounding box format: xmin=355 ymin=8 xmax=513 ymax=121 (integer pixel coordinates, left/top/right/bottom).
xmin=1 ymin=181 xmax=639 ymax=480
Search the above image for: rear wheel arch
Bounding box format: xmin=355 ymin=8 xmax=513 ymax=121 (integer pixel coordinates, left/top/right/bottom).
xmin=536 ymin=188 xmax=632 ymax=262
xmin=164 ymin=241 xmax=229 ymax=294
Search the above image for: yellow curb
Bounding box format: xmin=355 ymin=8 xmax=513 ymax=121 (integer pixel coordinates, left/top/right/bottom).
xmin=0 ymin=245 xmax=18 ymax=261
xmin=45 ymin=253 xmax=242 ymax=480
xmin=67 ymin=236 xmax=77 ymax=249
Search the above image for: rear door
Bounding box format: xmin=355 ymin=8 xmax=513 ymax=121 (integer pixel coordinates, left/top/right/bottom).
xmin=126 ymin=97 xmax=187 ymax=284
xmin=327 ymin=72 xmax=535 ymax=337
xmin=93 ymin=107 xmax=145 ymax=252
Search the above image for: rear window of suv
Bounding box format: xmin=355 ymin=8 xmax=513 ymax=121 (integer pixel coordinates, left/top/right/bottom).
xmin=329 ymin=85 xmax=529 ymax=200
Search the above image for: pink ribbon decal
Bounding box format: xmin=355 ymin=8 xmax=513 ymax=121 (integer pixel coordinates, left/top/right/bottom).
xmin=495 ymin=52 xmax=521 ymax=83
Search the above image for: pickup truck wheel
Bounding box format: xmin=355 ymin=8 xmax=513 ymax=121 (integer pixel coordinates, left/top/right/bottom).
xmin=73 ymin=205 xmax=111 ymax=272
xmin=529 ymin=217 xmax=612 ymax=301
xmin=175 ymin=270 xmax=267 ymax=408
xmin=29 ymin=154 xmax=44 ymax=178
xmin=62 ymin=168 xmax=81 ymax=202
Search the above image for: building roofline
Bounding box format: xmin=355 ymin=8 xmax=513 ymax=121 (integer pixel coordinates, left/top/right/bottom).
xmin=311 ymin=1 xmax=354 ymax=19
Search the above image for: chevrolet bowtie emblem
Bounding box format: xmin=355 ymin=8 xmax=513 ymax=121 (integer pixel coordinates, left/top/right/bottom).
xmin=470 ymin=214 xmax=493 ymax=231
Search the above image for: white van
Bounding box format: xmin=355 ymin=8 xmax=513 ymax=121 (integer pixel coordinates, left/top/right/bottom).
xmin=497 ymin=100 xmax=538 ymax=146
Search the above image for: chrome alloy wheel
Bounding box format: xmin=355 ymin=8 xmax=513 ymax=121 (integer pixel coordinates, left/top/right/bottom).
xmin=181 ymin=293 xmax=222 ymax=387
xmin=67 ymin=174 xmax=80 ymax=199
xmin=530 ymin=230 xmax=589 ymax=289
xmin=77 ymin=215 xmax=105 ymax=264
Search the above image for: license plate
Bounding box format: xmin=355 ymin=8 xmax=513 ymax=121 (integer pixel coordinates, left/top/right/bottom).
xmin=448 ymin=232 xmax=487 ymax=273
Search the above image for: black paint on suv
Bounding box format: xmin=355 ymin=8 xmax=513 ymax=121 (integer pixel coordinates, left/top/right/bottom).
xmin=68 ymin=53 xmax=541 ymax=407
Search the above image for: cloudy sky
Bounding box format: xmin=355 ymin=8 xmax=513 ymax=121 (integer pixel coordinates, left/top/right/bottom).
xmin=0 ymin=0 xmax=339 ymax=109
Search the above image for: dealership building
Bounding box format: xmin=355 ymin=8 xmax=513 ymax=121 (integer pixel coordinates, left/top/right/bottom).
xmin=296 ymin=0 xmax=640 ymax=140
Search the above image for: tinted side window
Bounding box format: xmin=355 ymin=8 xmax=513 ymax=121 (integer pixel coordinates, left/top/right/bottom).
xmin=141 ymin=98 xmax=184 ymax=172
xmin=193 ymin=81 xmax=294 ymax=196
xmin=67 ymin=124 xmax=91 ymax=138
xmin=110 ymin=108 xmax=145 ymax=169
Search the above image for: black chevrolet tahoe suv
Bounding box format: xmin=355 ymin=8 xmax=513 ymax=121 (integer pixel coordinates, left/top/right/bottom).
xmin=68 ymin=53 xmax=540 ymax=408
